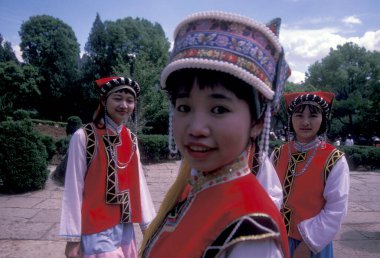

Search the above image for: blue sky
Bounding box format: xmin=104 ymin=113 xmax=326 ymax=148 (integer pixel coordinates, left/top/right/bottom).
xmin=1 ymin=0 xmax=379 ymax=83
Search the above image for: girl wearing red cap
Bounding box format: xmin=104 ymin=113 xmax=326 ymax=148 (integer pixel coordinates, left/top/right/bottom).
xmin=271 ymin=92 xmax=350 ymax=258
xmin=60 ymin=77 xmax=156 ymax=258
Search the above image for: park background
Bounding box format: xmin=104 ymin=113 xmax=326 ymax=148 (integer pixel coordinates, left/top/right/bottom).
xmin=0 ymin=0 xmax=380 ymax=193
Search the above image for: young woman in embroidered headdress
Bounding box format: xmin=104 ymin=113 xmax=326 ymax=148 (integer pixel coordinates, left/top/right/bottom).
xmin=140 ymin=11 xmax=292 ymax=258
xmin=59 ymin=77 xmax=156 ymax=258
xmin=271 ymin=92 xmax=350 ymax=258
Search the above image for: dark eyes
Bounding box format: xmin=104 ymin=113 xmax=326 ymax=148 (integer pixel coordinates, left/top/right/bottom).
xmin=212 ymin=106 xmax=229 ymax=114
xmin=177 ymin=105 xmax=190 ymax=112
xmin=176 ymin=105 xmax=229 ymax=114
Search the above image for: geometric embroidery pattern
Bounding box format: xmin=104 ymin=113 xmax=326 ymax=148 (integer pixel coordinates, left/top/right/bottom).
xmin=83 ymin=123 xmax=131 ymax=224
xmin=84 ymin=123 xmax=97 ymax=166
xmin=281 ymin=148 xmax=306 ymax=234
xmin=272 ymin=146 xmax=283 ymax=167
xmin=103 ymin=134 xmax=131 ymax=223
xmin=203 ymin=214 xmax=280 ymax=258
xmin=323 ymin=149 xmax=344 ymax=185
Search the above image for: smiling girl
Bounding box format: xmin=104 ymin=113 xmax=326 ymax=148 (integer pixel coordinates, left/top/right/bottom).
xmin=60 ymin=76 xmax=156 ymax=258
xmin=140 ymin=11 xmax=292 ymax=258
xmin=271 ymin=92 xmax=350 ymax=258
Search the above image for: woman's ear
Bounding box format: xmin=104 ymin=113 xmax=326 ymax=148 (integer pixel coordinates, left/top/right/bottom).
xmin=250 ymin=119 xmax=264 ymax=139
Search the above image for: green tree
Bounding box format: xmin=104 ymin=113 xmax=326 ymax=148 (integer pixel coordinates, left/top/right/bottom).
xmin=0 ymin=61 xmax=42 ymax=120
xmin=0 ymin=34 xmax=18 ymax=63
xmin=80 ymin=15 xmax=171 ymax=133
xmin=19 ymin=15 xmax=80 ymax=120
xmin=305 ymin=43 xmax=380 ymax=140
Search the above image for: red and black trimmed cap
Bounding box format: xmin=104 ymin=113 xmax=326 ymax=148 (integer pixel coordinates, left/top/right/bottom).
xmin=284 ymin=91 xmax=335 ymax=115
xmin=95 ymin=76 xmax=140 ymax=98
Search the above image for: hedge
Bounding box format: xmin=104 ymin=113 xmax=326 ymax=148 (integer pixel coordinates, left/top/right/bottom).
xmin=0 ymin=120 xmax=49 ymax=193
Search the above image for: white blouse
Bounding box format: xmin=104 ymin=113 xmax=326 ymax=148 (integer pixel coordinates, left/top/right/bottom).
xmin=59 ymin=127 xmax=156 ymax=241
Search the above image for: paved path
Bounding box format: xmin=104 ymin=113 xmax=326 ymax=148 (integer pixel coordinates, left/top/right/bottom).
xmin=0 ymin=162 xmax=379 ymax=258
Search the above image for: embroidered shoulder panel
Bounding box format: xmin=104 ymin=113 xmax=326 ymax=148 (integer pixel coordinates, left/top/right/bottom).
xmin=272 ymin=145 xmax=283 ymax=166
xmin=323 ymin=149 xmax=345 ymax=184
xmin=83 ymin=123 xmax=97 ymax=166
xmin=203 ymin=214 xmax=280 ymax=258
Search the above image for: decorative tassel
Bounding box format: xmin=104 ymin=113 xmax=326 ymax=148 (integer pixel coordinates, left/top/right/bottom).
xmin=259 ymin=102 xmax=272 ymax=164
xmin=168 ymin=106 xmax=178 ymax=154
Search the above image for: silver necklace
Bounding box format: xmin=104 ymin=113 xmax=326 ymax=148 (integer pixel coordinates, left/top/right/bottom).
xmin=105 ymin=120 xmax=137 ymax=170
xmin=288 ymin=140 xmax=320 ymax=177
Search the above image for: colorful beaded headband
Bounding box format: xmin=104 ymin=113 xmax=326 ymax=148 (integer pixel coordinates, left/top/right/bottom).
xmin=95 ymin=76 xmax=140 ymax=98
xmin=284 ymin=91 xmax=335 ymax=116
xmin=160 ymin=11 xmax=291 ymax=107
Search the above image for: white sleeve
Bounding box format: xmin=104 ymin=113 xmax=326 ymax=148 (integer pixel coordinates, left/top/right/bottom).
xmin=219 ymin=239 xmax=284 ymax=258
xmin=59 ymin=129 xmax=87 ymax=241
xmin=256 ymin=153 xmax=283 ymax=210
xmin=136 ymin=145 xmax=156 ymax=231
xmin=298 ymin=156 xmax=350 ymax=253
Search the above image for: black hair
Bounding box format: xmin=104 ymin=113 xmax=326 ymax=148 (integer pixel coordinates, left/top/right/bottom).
xmin=165 ymin=69 xmax=263 ymax=121
xmin=289 ymin=104 xmax=328 ymax=135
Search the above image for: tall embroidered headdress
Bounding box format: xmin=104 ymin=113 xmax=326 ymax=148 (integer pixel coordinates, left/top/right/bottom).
xmin=161 ymin=11 xmax=291 ymax=161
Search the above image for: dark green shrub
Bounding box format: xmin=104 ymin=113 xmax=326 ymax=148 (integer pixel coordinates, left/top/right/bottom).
xmin=55 ymin=136 xmax=71 ymax=155
xmin=39 ymin=134 xmax=56 ymax=161
xmin=339 ymin=146 xmax=380 ymax=170
xmin=138 ymin=134 xmax=169 ymax=163
xmin=12 ymin=109 xmax=31 ymax=120
xmin=0 ymin=120 xmax=49 ymax=193
xmin=66 ymin=116 xmax=82 ymax=136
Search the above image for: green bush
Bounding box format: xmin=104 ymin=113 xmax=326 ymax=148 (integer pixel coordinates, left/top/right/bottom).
xmin=12 ymin=109 xmax=32 ymax=120
xmin=138 ymin=134 xmax=170 ymax=163
xmin=66 ymin=116 xmax=82 ymax=135
xmin=55 ymin=136 xmax=71 ymax=155
xmin=0 ymin=120 xmax=49 ymax=193
xmin=39 ymin=134 xmax=56 ymax=161
xmin=339 ymin=145 xmax=380 ymax=170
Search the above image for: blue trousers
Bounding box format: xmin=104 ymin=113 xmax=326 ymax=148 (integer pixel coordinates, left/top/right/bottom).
xmin=288 ymin=237 xmax=333 ymax=258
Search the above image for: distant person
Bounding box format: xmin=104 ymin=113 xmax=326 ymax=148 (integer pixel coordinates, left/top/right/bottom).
xmin=271 ymin=92 xmax=350 ymax=258
xmin=345 ymin=134 xmax=354 ymax=146
xmin=372 ymin=136 xmax=380 ymax=147
xmin=334 ymin=136 xmax=341 ymax=146
xmin=140 ymin=11 xmax=291 ymax=258
xmin=60 ymin=76 xmax=156 ymax=258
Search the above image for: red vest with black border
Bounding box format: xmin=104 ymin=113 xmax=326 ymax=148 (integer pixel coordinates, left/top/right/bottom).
xmin=272 ymin=142 xmax=344 ymax=240
xmin=81 ymin=123 xmax=142 ymax=234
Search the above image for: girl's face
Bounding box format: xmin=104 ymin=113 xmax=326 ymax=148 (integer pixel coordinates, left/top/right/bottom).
xmin=104 ymin=91 xmax=135 ymax=125
xmin=291 ymin=105 xmax=322 ymax=143
xmin=172 ymin=82 xmax=262 ymax=173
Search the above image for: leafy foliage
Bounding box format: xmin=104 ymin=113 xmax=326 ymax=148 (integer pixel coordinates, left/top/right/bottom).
xmin=304 ymin=43 xmax=380 ymax=140
xmin=138 ymin=134 xmax=170 ymax=163
xmin=19 ymin=15 xmax=80 ymax=120
xmin=0 ymin=34 xmax=18 ymax=63
xmin=0 ymin=120 xmax=49 ymax=193
xmin=338 ymin=146 xmax=380 ymax=170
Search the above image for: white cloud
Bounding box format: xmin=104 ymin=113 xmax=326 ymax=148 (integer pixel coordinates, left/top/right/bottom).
xmin=13 ymin=44 xmax=23 ymax=62
xmin=280 ymin=27 xmax=380 ymax=84
xmin=288 ymin=70 xmax=305 ymax=84
xmin=342 ymin=15 xmax=362 ymax=25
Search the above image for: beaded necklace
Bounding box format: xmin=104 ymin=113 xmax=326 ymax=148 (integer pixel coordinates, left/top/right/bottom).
xmin=288 ymin=138 xmax=320 ymax=177
xmin=105 ymin=116 xmax=137 ymax=170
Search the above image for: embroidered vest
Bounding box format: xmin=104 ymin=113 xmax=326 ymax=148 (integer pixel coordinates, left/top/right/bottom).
xmin=81 ymin=123 xmax=142 ymax=234
xmin=144 ymin=172 xmax=289 ymax=258
xmin=272 ymin=142 xmax=344 ymax=240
